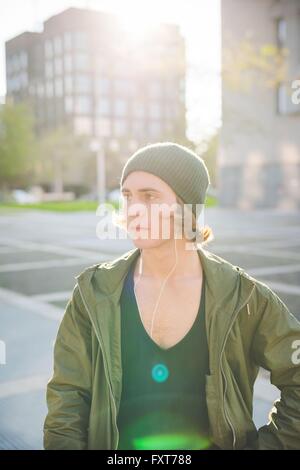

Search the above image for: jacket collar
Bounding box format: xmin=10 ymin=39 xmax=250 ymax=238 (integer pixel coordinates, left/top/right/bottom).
xmin=75 ymin=245 xmax=255 ymax=392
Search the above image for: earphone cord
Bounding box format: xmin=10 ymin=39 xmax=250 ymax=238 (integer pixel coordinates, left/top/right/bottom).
xmin=133 ymin=237 xmax=179 ymax=340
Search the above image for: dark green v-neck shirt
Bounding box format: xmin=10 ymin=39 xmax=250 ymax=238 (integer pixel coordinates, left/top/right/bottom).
xmin=117 ymin=258 xmax=213 ymax=450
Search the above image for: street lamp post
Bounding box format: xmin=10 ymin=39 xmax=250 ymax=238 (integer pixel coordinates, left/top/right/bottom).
xmin=90 ymin=139 xmax=106 ymax=205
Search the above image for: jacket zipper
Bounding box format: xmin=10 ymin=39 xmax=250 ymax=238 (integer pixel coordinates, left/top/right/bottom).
xmin=77 ymin=283 xmax=119 ymax=450
xmin=219 ymin=281 xmax=256 ymax=449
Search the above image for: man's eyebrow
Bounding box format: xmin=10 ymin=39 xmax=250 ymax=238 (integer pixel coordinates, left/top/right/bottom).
xmin=121 ymin=187 xmax=161 ymax=193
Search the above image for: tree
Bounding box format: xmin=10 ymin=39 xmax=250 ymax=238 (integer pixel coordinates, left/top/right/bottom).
xmin=222 ymin=35 xmax=289 ymax=93
xmin=221 ymin=32 xmax=290 ymax=140
xmin=35 ymin=125 xmax=91 ymax=193
xmin=0 ymin=101 xmax=36 ymax=194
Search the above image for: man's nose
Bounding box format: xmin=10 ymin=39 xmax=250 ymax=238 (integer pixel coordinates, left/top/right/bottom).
xmin=127 ymin=201 xmax=147 ymax=218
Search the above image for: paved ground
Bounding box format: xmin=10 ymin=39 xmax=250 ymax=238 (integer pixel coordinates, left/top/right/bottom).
xmin=0 ymin=207 xmax=299 ymax=449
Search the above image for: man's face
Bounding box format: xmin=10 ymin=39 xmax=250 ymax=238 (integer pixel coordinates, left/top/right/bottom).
xmin=120 ymin=171 xmax=181 ymax=249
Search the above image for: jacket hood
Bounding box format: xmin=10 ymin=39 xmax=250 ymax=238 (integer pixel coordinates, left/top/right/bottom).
xmin=75 ymin=245 xmax=255 ymax=313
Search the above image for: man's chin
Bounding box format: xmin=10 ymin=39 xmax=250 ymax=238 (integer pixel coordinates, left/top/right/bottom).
xmin=131 ymin=237 xmax=166 ymax=249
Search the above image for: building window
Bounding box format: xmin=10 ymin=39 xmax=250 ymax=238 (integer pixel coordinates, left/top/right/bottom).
xmin=54 ymin=36 xmax=63 ymax=55
xmin=165 ymin=102 xmax=179 ymax=119
xmin=114 ymin=60 xmax=128 ymax=76
xmin=165 ymin=79 xmax=178 ymax=99
xmin=8 ymin=76 xmax=17 ymax=91
xmin=74 ymin=53 xmax=89 ymax=71
xmin=64 ymin=96 xmax=73 ymax=114
xmin=74 ymin=74 xmax=92 ymax=93
xmin=277 ymin=18 xmax=287 ymax=47
xmin=64 ymin=75 xmax=73 ymax=94
xmin=64 ymin=55 xmax=73 ymax=72
xmin=13 ymin=55 xmax=20 ymax=72
xmin=55 ymin=78 xmax=63 ymax=97
xmin=64 ymin=32 xmax=72 ymax=51
xmin=95 ymin=56 xmax=108 ymax=73
xmin=54 ymin=57 xmax=63 ymax=76
xmin=132 ymin=101 xmax=145 ymax=118
xmin=114 ymin=119 xmax=127 ymax=136
xmin=37 ymin=83 xmax=44 ymax=98
xmin=131 ymin=120 xmax=145 ymax=138
xmin=45 ymin=61 xmax=53 ymax=79
xmin=74 ymin=32 xmax=88 ymax=50
xmin=46 ymin=81 xmax=54 ymax=98
xmin=15 ymin=75 xmax=22 ymax=91
xmin=277 ymin=83 xmax=288 ymax=114
xmin=17 ymin=76 xmax=24 ymax=91
xmin=75 ymin=95 xmax=92 ymax=114
xmin=114 ymin=78 xmax=135 ymax=96
xmin=20 ymin=72 xmax=28 ymax=88
xmin=28 ymin=84 xmax=36 ymax=96
xmin=45 ymin=39 xmax=53 ymax=59
xmin=148 ymin=80 xmax=163 ymax=98
xmin=114 ymin=99 xmax=127 ymax=117
xmin=19 ymin=51 xmax=28 ymax=69
xmin=6 ymin=57 xmax=13 ymax=75
xmin=95 ymin=77 xmax=110 ymax=94
xmin=96 ymin=97 xmax=111 ymax=116
xmin=95 ymin=118 xmax=111 ymax=137
xmin=149 ymin=102 xmax=162 ymax=119
xmin=148 ymin=121 xmax=162 ymax=138
xmin=8 ymin=78 xmax=14 ymax=93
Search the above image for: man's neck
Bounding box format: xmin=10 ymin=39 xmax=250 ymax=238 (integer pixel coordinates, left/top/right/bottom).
xmin=137 ymin=238 xmax=202 ymax=281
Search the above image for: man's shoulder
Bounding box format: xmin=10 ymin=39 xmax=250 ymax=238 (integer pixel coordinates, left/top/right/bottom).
xmin=202 ymin=247 xmax=282 ymax=304
xmin=74 ymin=247 xmax=137 ymax=282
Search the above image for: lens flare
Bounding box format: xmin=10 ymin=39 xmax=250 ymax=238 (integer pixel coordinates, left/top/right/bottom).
xmin=152 ymin=363 xmax=169 ymax=383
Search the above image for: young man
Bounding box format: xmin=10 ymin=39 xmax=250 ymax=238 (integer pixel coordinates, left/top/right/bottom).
xmin=43 ymin=142 xmax=300 ymax=450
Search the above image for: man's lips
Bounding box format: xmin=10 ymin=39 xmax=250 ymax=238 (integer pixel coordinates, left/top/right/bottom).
xmin=127 ymin=220 xmax=149 ymax=232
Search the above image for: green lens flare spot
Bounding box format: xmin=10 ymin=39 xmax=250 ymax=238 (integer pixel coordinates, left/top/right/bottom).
xmin=152 ymin=363 xmax=169 ymax=383
xmin=133 ymin=432 xmax=212 ymax=450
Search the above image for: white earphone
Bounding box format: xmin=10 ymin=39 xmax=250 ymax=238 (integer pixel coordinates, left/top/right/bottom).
xmin=133 ymin=237 xmax=179 ymax=340
xmin=138 ymin=253 xmax=143 ymax=275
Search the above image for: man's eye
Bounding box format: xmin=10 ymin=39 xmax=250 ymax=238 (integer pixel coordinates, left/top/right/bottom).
xmin=146 ymin=194 xmax=156 ymax=200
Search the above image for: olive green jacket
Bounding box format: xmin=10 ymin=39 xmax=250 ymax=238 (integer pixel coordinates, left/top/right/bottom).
xmin=43 ymin=246 xmax=300 ymax=450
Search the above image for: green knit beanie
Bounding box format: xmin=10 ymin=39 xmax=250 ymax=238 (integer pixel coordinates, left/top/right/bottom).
xmin=120 ymin=142 xmax=211 ymax=218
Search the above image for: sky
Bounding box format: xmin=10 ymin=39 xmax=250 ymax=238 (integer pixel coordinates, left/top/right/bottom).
xmin=0 ymin=0 xmax=221 ymax=143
